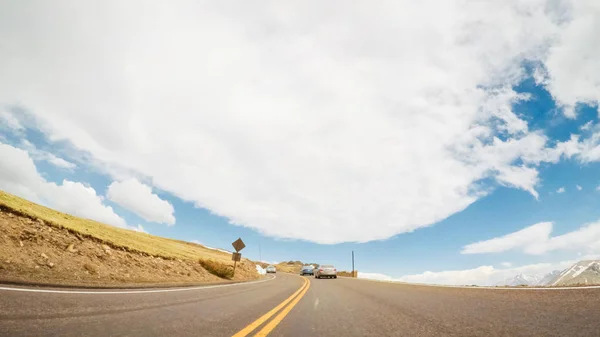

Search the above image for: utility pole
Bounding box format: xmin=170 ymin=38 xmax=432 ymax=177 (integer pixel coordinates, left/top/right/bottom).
xmin=352 ymin=250 xmax=355 ymax=277
xmin=259 ymin=243 xmax=262 ymax=262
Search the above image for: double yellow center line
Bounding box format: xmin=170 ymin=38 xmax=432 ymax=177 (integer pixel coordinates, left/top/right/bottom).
xmin=232 ymin=276 xmax=311 ymax=337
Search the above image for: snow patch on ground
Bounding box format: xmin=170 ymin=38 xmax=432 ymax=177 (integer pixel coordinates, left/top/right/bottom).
xmin=188 ymin=240 xmax=232 ymax=254
xmin=572 ymin=262 xmax=594 ymax=278
xmin=358 ymin=272 xmax=394 ymax=281
xmin=202 ymin=244 xmax=232 ymax=254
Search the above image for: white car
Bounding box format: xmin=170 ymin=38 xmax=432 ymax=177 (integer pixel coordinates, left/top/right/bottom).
xmin=266 ymin=265 xmax=276 ymax=273
xmin=315 ymin=265 xmax=337 ymax=279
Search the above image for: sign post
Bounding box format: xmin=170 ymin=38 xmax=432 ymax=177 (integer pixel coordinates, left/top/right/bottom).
xmin=231 ymin=238 xmax=246 ymax=276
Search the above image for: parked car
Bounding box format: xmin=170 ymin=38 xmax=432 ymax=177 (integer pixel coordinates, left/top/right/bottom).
xmin=315 ymin=265 xmax=337 ymax=279
xmin=266 ymin=265 xmax=276 ymax=273
xmin=300 ymin=265 xmax=314 ymax=276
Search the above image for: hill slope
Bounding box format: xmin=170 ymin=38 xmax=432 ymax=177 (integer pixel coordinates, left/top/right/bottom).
xmin=496 ymin=270 xmax=562 ymax=287
xmin=550 ymin=260 xmax=600 ymax=286
xmin=0 ymin=190 xmax=259 ymax=287
xmin=273 ymin=261 xmax=320 ymax=274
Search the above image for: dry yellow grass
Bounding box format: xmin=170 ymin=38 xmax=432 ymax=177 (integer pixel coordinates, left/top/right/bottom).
xmin=275 ymin=261 xmax=302 ymax=273
xmin=0 ymin=190 xmax=233 ymax=263
xmin=274 ymin=261 xmax=320 ymax=273
xmin=336 ymin=271 xmax=353 ymax=277
xmin=199 ymin=258 xmax=235 ymax=279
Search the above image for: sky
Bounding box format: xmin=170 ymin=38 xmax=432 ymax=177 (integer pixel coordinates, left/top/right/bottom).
xmin=1 ymin=0 xmax=600 ymax=286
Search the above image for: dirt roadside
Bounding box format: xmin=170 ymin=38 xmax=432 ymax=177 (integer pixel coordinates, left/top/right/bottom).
xmin=0 ymin=208 xmax=260 ymax=288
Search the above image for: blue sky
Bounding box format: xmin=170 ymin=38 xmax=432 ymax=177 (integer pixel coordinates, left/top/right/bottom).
xmin=1 ymin=1 xmax=600 ymax=286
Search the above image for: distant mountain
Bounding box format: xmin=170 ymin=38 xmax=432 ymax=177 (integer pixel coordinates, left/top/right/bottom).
xmin=539 ymin=270 xmax=561 ymax=286
xmin=497 ymin=270 xmax=561 ymax=287
xmin=549 ymin=260 xmax=600 ymax=286
xmin=497 ymin=273 xmax=542 ymax=286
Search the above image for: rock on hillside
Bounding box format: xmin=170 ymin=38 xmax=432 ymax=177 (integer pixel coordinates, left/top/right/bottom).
xmin=550 ymin=260 xmax=600 ymax=286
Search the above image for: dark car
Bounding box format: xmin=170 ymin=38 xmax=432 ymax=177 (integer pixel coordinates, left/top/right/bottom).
xmin=300 ymin=265 xmax=314 ymax=276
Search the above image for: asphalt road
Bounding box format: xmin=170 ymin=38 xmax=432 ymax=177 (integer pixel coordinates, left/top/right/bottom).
xmin=2 ymin=274 xmax=600 ymax=337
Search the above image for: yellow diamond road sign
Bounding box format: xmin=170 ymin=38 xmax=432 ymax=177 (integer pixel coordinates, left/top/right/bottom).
xmin=232 ymin=238 xmax=246 ymax=252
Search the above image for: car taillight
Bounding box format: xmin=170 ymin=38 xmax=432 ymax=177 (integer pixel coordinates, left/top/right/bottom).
xmin=334 ymin=269 xmax=337 ymax=272
xmin=319 ymin=269 xmax=323 ymax=272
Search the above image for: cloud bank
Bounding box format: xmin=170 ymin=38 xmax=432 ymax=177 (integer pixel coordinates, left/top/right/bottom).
xmin=0 ymin=142 xmax=142 ymax=232
xmin=1 ymin=1 xmax=599 ymax=243
xmin=396 ymin=260 xmax=576 ymax=286
xmin=462 ymin=220 xmax=600 ymax=255
xmin=107 ymin=179 xmax=175 ymax=225
xmin=0 ymin=142 xmax=125 ymax=226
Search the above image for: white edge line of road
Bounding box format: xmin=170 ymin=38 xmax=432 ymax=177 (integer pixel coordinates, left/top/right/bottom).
xmin=0 ymin=274 xmax=276 ymax=295
xmin=345 ymin=277 xmax=600 ymax=290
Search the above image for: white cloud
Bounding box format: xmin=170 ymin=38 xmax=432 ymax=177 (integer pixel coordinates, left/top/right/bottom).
xmin=396 ymin=260 xmax=576 ymax=286
xmin=0 ymin=1 xmax=599 ymax=243
xmin=0 ymin=142 xmax=126 ymax=228
xmin=581 ymin=121 xmax=593 ymax=131
xmin=462 ymin=220 xmax=600 ymax=255
xmin=19 ymin=140 xmax=76 ymax=170
xmin=556 ymin=187 xmax=566 ymax=193
xmin=107 ymin=179 xmax=175 ymax=225
xmin=495 ymin=165 xmax=540 ymax=199
xmin=128 ymin=224 xmax=147 ymax=233
xmin=500 ymin=262 xmax=512 ymax=267
xmin=47 ymin=156 xmax=76 ymax=170
xmin=542 ymin=1 xmax=600 ymax=118
xmin=0 ymin=108 xmax=24 ymax=132
xmin=462 ymin=222 xmax=553 ymax=254
xmin=576 ymin=185 xmax=582 ymax=191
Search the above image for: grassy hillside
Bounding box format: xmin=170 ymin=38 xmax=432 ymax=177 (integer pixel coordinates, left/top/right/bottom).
xmin=275 ymin=261 xmax=321 ymax=273
xmin=0 ymin=190 xmax=232 ymax=262
xmin=0 ymin=190 xmax=259 ymax=286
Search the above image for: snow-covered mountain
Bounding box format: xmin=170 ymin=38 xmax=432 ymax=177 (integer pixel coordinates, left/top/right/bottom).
xmin=498 ymin=261 xmax=600 ymax=287
xmin=497 ymin=270 xmax=561 ymax=286
xmin=539 ymin=270 xmax=561 ymax=286
xmin=497 ymin=274 xmax=542 ymax=286
xmin=549 ymin=260 xmax=600 ymax=286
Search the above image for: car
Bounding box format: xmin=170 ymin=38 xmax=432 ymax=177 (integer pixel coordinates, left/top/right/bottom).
xmin=315 ymin=265 xmax=337 ymax=279
xmin=265 ymin=265 xmax=276 ymax=273
xmin=300 ymin=265 xmax=314 ymax=276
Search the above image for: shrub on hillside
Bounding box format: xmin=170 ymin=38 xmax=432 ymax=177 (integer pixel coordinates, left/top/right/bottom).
xmin=198 ymin=259 xmax=234 ymax=279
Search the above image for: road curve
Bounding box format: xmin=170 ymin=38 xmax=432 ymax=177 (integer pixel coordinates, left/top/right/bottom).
xmin=2 ymin=274 xmax=600 ymax=336
xmin=272 ymin=276 xmax=600 ymax=337
xmin=0 ymin=274 xmax=298 ymax=337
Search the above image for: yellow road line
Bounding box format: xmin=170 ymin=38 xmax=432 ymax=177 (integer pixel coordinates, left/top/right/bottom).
xmin=254 ymin=277 xmax=311 ymax=336
xmin=231 ymin=277 xmax=308 ymax=337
